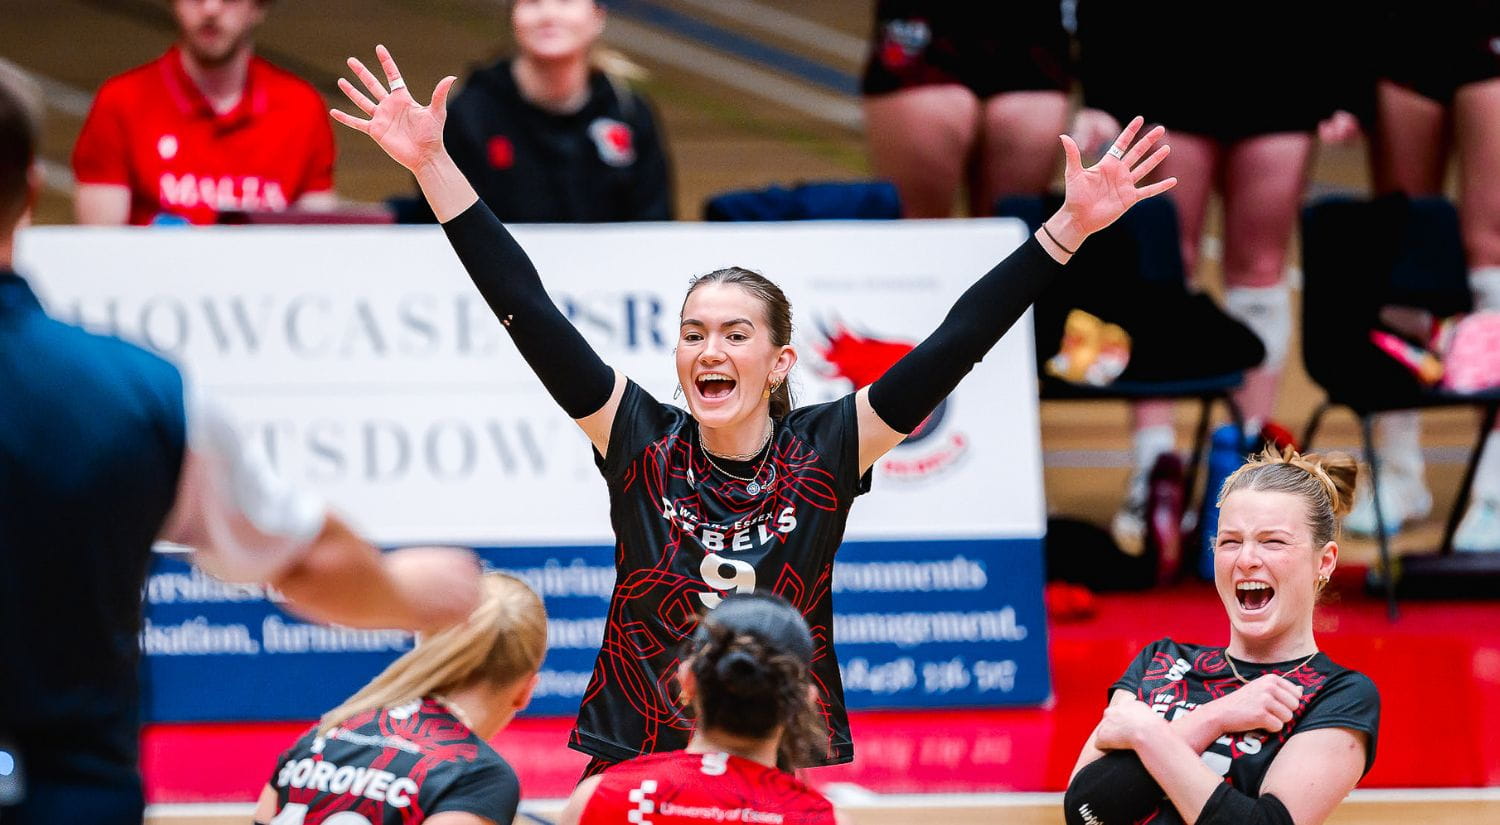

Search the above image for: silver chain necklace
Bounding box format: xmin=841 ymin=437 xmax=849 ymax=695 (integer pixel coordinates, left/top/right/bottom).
xmin=698 ymin=422 xmax=776 ymax=495
xmin=1225 ymin=650 xmax=1319 ymax=685
xmin=699 ymin=418 xmax=773 ymax=461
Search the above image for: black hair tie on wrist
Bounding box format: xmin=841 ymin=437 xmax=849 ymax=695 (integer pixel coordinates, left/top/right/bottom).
xmin=1041 ymin=222 xmax=1076 ymax=255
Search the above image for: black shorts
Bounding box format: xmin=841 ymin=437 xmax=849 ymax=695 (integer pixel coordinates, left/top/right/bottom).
xmin=1382 ymin=0 xmax=1500 ymax=103
xmin=1077 ymin=1 xmax=1340 ymax=142
xmin=861 ymin=0 xmax=1071 ymax=99
xmin=1094 ymin=94 xmax=1330 ymax=145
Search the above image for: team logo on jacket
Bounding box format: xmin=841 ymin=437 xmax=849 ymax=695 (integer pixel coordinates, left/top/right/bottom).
xmin=815 ymin=321 xmax=968 ymax=481
xmin=487 ymin=135 xmax=515 ymax=170
xmin=589 ymin=118 xmax=636 ymax=167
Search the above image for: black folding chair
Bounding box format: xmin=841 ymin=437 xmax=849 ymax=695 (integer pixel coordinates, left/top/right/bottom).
xmin=1300 ymin=194 xmax=1500 ymax=617
xmin=997 ymin=194 xmax=1254 ymax=524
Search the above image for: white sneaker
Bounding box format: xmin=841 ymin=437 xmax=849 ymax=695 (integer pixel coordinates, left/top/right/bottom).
xmin=1454 ymin=498 xmax=1500 ymax=552
xmin=1344 ymin=469 xmax=1433 ymax=536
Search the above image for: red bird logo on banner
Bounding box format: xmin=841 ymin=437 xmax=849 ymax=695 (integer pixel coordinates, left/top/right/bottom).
xmin=815 ymin=322 xmax=946 ymax=444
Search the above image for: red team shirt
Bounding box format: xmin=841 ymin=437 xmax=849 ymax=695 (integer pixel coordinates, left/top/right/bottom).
xmin=72 ymin=46 xmax=334 ymax=225
xmin=581 ymin=751 xmax=836 ymax=825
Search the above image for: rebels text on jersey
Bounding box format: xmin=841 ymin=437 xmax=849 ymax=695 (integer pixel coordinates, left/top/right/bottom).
xmin=267 ymin=697 xmax=518 ymax=824
xmin=571 ymin=381 xmax=870 ymax=767
xmin=581 ymin=751 xmax=836 ymax=825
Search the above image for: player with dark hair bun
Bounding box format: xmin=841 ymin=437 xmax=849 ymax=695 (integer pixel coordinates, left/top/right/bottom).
xmin=558 ymin=594 xmax=836 ymax=825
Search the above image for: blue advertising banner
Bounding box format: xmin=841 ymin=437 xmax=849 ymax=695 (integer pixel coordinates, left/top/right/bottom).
xmin=141 ymin=537 xmax=1048 ymax=721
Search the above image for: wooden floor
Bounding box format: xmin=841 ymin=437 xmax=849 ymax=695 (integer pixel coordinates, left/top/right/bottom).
xmin=144 ymin=795 xmax=1500 ymax=825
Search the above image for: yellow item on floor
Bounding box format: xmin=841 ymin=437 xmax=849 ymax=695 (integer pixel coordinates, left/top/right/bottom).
xmin=1046 ymin=309 xmax=1132 ymax=386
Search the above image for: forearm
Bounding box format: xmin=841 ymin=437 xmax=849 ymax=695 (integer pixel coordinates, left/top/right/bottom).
xmin=1130 ymin=719 xmax=1227 ymax=824
xmin=1074 ymin=705 xmax=1222 ymax=781
xmin=271 ymin=516 xmax=479 ymax=632
xmin=1169 ymin=703 xmax=1231 ymax=753
xmin=295 ymin=190 xmax=338 ymax=211
xmin=867 ymin=235 xmax=1063 ymax=433
xmin=414 ymin=151 xmax=481 ymax=223
xmin=440 ymin=200 xmax=615 ymax=418
xmin=74 ymin=183 xmax=130 ymax=225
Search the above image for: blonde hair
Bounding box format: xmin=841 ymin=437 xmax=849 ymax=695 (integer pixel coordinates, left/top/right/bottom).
xmin=1217 ymin=445 xmax=1360 ymax=549
xmin=318 ymin=572 xmax=547 ymax=736
xmin=502 ymin=0 xmax=651 ymax=82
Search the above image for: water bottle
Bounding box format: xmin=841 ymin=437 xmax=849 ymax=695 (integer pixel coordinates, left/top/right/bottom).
xmin=1198 ymin=424 xmax=1248 ymax=579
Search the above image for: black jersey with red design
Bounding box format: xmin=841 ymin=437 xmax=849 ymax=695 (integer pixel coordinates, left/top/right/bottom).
xmin=580 ymin=750 xmax=837 ymax=825
xmin=267 ymin=697 xmax=518 ymax=824
xmin=571 ymin=381 xmax=870 ymax=767
xmin=1111 ymin=638 xmax=1380 ymax=823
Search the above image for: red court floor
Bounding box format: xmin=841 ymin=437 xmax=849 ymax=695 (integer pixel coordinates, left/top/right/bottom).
xmin=143 ymin=575 xmax=1500 ymax=801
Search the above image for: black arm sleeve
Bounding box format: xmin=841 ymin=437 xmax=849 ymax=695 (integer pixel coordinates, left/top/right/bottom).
xmin=868 ymin=235 xmax=1062 ymax=433
xmin=1063 ymin=751 xmax=1166 ymax=825
xmin=442 ymin=200 xmax=616 ymax=418
xmin=1195 ymin=784 xmax=1294 ymax=825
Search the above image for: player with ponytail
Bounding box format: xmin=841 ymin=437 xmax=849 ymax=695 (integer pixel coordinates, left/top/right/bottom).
xmin=559 ymin=594 xmax=836 ymax=825
xmin=254 ymin=573 xmax=547 ymax=825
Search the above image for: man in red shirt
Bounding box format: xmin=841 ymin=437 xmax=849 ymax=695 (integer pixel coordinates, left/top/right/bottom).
xmin=72 ymin=0 xmax=335 ymax=225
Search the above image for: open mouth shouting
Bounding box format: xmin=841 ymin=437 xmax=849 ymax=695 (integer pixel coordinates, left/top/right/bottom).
xmin=1235 ymin=580 xmax=1275 ymax=614
xmin=695 ymin=372 xmax=737 ymax=402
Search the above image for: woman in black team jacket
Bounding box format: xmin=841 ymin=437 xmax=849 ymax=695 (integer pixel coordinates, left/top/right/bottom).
xmin=438 ymin=0 xmax=672 ymax=223
xmin=332 ymin=44 xmax=1175 ymax=776
xmin=1064 ymin=448 xmax=1380 ymax=825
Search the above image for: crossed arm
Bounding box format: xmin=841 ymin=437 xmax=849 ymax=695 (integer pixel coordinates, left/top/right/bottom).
xmin=1068 ymin=688 xmax=1367 ymax=825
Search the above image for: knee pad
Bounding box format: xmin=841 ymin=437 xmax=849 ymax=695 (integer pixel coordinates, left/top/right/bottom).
xmin=1225 ymin=284 xmax=1292 ymax=370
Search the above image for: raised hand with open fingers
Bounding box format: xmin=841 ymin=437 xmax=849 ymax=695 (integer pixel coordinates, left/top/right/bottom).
xmin=331 ymin=44 xmax=458 ymax=174
xmin=1044 ymin=116 xmax=1177 ymax=254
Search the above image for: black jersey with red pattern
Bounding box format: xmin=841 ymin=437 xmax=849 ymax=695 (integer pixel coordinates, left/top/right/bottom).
xmin=267 ymin=697 xmax=518 ymax=824
xmin=580 ymin=750 xmax=837 ymax=825
xmin=571 ymin=381 xmax=870 ymax=767
xmin=1110 ymin=638 xmax=1380 ymax=824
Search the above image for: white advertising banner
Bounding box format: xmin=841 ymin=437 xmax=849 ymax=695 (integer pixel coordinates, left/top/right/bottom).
xmin=18 ymin=221 xmax=1054 ymax=718
xmin=19 ymin=221 xmax=1043 ymax=546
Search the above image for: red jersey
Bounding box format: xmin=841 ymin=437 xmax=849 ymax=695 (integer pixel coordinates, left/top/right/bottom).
xmin=581 ymin=751 xmax=836 ymax=825
xmin=72 ymin=46 xmax=335 ymax=225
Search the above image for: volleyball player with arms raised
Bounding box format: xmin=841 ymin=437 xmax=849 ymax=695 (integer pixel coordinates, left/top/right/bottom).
xmin=331 ymin=44 xmax=1175 ymax=774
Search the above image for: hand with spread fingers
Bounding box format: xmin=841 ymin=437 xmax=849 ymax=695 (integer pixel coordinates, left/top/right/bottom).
xmin=331 ymin=45 xmax=457 ymax=175
xmin=1040 ymin=116 xmax=1176 ymax=257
